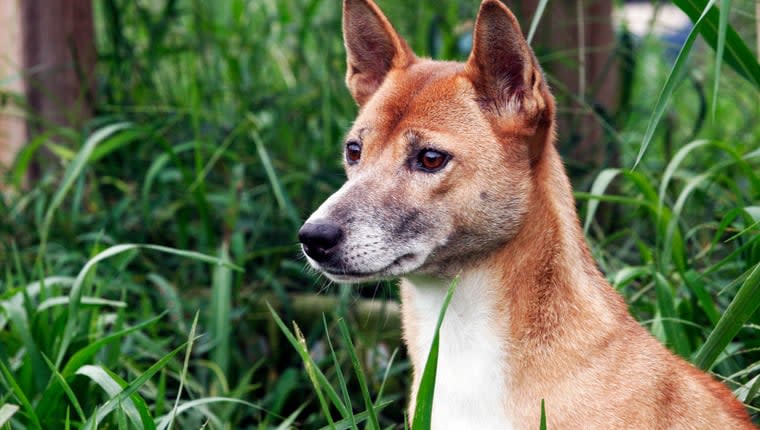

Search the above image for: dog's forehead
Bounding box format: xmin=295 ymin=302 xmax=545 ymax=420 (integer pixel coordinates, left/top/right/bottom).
xmin=351 ymin=60 xmax=482 ymax=142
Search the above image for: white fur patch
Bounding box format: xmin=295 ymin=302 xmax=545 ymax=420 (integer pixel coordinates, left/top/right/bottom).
xmin=404 ymin=270 xmax=514 ymax=430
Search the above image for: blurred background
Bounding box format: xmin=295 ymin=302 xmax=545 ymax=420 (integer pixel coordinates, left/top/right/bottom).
xmin=1 ymin=0 xmax=759 ymax=428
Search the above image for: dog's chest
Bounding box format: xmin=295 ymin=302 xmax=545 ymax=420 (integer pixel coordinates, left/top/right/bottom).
xmin=403 ymin=272 xmax=515 ymax=430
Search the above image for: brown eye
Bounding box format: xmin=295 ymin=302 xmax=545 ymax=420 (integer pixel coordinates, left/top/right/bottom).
xmin=346 ymin=141 xmax=361 ymax=164
xmin=417 ymin=149 xmax=449 ymax=172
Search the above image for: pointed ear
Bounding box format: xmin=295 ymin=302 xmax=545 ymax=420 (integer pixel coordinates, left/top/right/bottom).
xmin=466 ymin=0 xmax=548 ymax=120
xmin=343 ymin=0 xmax=414 ymax=106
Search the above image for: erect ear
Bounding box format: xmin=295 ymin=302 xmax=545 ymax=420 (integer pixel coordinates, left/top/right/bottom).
xmin=466 ymin=0 xmax=549 ymax=121
xmin=343 ymin=0 xmax=414 ymax=106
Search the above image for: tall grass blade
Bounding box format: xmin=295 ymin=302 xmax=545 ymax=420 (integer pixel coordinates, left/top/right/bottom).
xmin=274 ymin=404 xmax=305 ymax=430
xmin=36 ymin=313 xmax=165 ymax=421
xmin=317 ymin=400 xmax=394 ymax=430
xmin=374 ymin=347 xmax=399 ymax=405
xmin=39 ymin=123 xmax=132 ymax=257
xmin=167 ymin=311 xmax=200 ymax=430
xmin=75 ymin=365 xmax=154 ymax=430
xmin=250 ymin=128 xmax=301 ymax=228
xmin=673 ymin=0 xmax=760 ymax=87
xmin=0 ymin=404 xmax=19 ymax=427
xmin=654 ymin=273 xmax=691 ymax=357
xmin=337 ymin=317 xmax=380 ymax=430
xmin=711 ymin=0 xmax=731 ymax=120
xmin=526 ymin=0 xmax=549 ymax=45
xmin=0 ymin=361 xmax=42 ymax=429
xmin=583 ymin=168 xmax=621 ymax=234
xmin=267 ymin=303 xmax=349 ymax=419
xmin=0 ymin=280 xmax=47 ymax=390
xmin=56 ymin=243 xmax=238 ymax=369
xmin=294 ymin=322 xmax=336 ymax=428
xmin=157 ymin=397 xmax=277 ymax=430
xmin=80 ymin=341 xmax=189 ymax=430
xmin=539 ymin=399 xmax=547 ymax=430
xmin=323 ymin=317 xmax=356 ymax=430
xmin=412 ymin=276 xmax=459 ymax=430
xmin=62 ymin=312 xmax=166 ymax=377
xmin=694 ymin=262 xmax=760 ymax=370
xmin=634 ymin=0 xmax=717 ymax=169
xmin=41 ymin=354 xmax=87 ymax=423
xmin=657 ymin=140 xmax=710 ymax=205
xmin=209 ymin=243 xmax=232 ymax=378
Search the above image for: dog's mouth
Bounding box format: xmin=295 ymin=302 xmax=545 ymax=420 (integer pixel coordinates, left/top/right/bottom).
xmin=317 ymin=252 xmax=419 ymax=283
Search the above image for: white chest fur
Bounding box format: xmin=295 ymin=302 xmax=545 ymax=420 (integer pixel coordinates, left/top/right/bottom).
xmin=402 ymin=271 xmax=515 ymax=430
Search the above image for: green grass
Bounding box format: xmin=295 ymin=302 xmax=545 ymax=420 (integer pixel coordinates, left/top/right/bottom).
xmin=1 ymin=0 xmax=759 ymax=428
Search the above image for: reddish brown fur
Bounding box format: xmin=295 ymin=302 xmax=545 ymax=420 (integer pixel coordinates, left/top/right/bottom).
xmin=334 ymin=0 xmax=756 ymax=428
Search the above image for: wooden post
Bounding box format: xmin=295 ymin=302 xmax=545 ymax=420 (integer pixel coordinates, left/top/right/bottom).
xmin=0 ymin=0 xmax=96 ymax=181
xmin=0 ymin=0 xmax=26 ymax=174
xmin=517 ymin=0 xmax=619 ymax=171
xmin=21 ymin=0 xmax=96 ymax=134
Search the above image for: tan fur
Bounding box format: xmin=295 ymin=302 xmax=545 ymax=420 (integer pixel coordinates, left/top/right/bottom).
xmin=301 ymin=0 xmax=756 ymax=428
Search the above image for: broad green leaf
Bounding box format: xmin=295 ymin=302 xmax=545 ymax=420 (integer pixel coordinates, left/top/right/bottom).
xmin=80 ymin=341 xmax=188 ymax=430
xmin=75 ymin=365 xmax=153 ymax=430
xmin=658 ymin=140 xmax=711 ymax=205
xmin=583 ymin=169 xmax=621 ymax=234
xmin=611 ymin=266 xmax=650 ymax=290
xmin=0 ymin=404 xmax=20 ymax=427
xmin=37 ymin=296 xmax=126 ymax=311
xmin=0 ymin=361 xmax=42 ymax=429
xmin=36 ymin=313 xmax=166 ymax=421
xmin=89 ymin=127 xmax=146 ymax=163
xmin=695 ymin=262 xmax=760 ymax=370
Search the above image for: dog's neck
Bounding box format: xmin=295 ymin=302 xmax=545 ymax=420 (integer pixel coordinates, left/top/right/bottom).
xmin=399 ymin=146 xmax=628 ymax=424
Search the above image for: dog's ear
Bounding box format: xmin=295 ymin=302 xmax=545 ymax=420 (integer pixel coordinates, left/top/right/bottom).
xmin=343 ymin=0 xmax=414 ymax=106
xmin=466 ymin=0 xmax=549 ymax=122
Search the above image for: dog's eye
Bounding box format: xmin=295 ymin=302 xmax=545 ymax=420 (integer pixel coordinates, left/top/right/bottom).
xmin=345 ymin=141 xmax=362 ymax=164
xmin=416 ymin=149 xmax=449 ymax=172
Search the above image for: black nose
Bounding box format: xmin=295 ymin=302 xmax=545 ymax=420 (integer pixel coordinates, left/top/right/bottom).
xmin=298 ymin=222 xmax=344 ymax=263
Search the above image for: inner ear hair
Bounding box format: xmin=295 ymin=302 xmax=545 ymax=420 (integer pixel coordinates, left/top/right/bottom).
xmin=466 ymin=0 xmax=546 ymax=118
xmin=343 ymin=0 xmax=414 ymax=106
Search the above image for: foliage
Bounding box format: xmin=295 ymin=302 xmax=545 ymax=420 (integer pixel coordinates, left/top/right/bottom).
xmin=1 ymin=0 xmax=759 ymax=428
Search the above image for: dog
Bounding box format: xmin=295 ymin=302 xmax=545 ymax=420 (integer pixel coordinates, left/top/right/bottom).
xmin=297 ymin=0 xmax=755 ymax=428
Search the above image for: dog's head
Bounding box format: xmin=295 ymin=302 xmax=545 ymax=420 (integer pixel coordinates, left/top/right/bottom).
xmin=299 ymin=0 xmax=555 ymax=282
